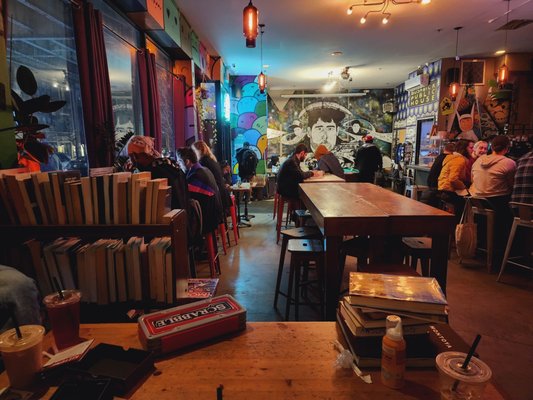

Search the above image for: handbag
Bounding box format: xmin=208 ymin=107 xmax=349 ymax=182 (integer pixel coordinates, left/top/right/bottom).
xmin=455 ymin=198 xmax=477 ymax=259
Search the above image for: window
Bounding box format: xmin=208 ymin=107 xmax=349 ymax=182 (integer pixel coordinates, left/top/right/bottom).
xmin=94 ymin=0 xmax=143 ymax=141
xmin=7 ymin=0 xmax=87 ymax=171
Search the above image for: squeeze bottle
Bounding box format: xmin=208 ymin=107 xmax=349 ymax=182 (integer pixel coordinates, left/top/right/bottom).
xmin=381 ymin=315 xmax=406 ymax=389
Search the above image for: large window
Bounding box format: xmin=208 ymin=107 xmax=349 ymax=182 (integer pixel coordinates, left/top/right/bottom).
xmin=146 ymin=39 xmax=175 ymax=156
xmin=7 ymin=0 xmax=86 ymax=170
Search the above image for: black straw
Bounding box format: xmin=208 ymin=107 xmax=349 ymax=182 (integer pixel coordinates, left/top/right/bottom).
xmin=8 ymin=303 xmax=22 ymax=339
xmin=52 ymin=277 xmax=65 ymax=300
xmin=216 ymin=384 xmax=224 ymax=400
xmin=453 ymin=334 xmax=482 ymax=391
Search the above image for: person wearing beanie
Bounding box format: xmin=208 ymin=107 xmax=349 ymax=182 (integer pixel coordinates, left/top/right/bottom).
xmin=314 ymin=144 xmax=345 ymax=178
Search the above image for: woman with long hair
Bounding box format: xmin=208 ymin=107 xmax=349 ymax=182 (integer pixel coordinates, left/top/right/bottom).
xmin=191 ymin=141 xmax=232 ymax=210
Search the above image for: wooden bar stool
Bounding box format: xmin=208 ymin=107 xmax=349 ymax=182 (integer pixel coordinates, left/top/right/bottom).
xmin=276 ymin=196 xmax=299 ymax=243
xmin=470 ymin=197 xmax=495 ymax=272
xmin=284 ymin=239 xmax=325 ymax=321
xmin=294 ymin=209 xmax=313 ymax=227
xmin=229 ymin=194 xmax=239 ymax=245
xmin=497 ymin=202 xmax=533 ymax=282
xmin=401 ymin=237 xmax=431 ymax=276
xmin=274 ymin=227 xmax=323 ymax=311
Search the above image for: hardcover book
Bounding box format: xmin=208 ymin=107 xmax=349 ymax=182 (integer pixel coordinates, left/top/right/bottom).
xmin=348 ymin=272 xmax=447 ymax=315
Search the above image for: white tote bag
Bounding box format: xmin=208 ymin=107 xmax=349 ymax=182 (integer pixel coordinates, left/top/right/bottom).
xmin=455 ymin=198 xmax=477 ymax=259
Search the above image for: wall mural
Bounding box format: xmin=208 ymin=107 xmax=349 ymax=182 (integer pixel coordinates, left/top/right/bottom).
xmin=267 ymin=90 xmax=394 ymax=169
xmin=229 ymin=76 xmax=267 ymax=176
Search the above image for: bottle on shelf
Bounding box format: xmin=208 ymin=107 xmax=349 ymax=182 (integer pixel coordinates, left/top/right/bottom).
xmin=381 ymin=314 xmax=406 ymax=389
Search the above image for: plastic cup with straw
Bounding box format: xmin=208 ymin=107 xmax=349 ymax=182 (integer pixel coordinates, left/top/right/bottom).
xmin=436 ymin=334 xmax=492 ymax=400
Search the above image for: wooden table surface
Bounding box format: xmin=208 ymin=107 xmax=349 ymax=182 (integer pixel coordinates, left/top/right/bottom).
xmin=299 ymin=183 xmax=455 ymax=320
xmin=304 ymin=173 xmax=346 ymax=183
xmin=0 ymin=322 xmax=505 ymax=400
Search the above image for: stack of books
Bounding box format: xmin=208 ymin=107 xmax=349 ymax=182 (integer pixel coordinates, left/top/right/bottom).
xmin=337 ymin=272 xmax=470 ymax=368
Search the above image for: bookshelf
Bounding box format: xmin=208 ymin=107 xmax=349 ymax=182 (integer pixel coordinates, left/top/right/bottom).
xmin=0 ymin=209 xmax=192 ymax=311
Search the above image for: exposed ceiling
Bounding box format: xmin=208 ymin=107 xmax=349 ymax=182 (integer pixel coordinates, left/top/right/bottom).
xmin=175 ymin=0 xmax=533 ymax=91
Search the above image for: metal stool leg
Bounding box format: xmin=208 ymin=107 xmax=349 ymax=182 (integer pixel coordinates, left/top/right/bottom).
xmin=274 ymin=235 xmax=289 ymax=309
xmin=497 ymin=218 xmax=519 ymax=282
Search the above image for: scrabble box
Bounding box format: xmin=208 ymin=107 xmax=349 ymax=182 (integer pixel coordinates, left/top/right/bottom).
xmin=138 ymin=294 xmax=246 ymax=354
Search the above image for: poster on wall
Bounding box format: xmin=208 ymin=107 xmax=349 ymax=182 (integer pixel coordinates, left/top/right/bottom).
xmin=267 ymin=90 xmax=393 ymax=169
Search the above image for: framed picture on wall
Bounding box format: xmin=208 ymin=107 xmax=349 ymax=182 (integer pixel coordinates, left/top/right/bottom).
xmin=460 ymin=60 xmax=485 ymax=85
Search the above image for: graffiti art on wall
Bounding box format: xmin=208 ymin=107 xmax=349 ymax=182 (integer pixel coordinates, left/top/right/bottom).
xmin=230 ymin=76 xmax=267 ymax=176
xmin=267 ymin=90 xmax=394 ymax=169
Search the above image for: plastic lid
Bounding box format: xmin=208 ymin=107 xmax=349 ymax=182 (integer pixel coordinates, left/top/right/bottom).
xmin=385 ymin=315 xmax=403 ymax=340
xmin=0 ymin=325 xmax=45 ymax=352
xmin=43 ymin=290 xmax=81 ymax=307
xmin=436 ymin=351 xmax=492 ymax=384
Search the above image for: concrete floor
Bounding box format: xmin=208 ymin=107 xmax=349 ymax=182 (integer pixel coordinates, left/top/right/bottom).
xmin=198 ymin=199 xmax=533 ymax=400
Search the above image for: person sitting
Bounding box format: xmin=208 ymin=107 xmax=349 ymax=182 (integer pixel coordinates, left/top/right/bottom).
xmin=421 ymin=142 xmax=456 ymax=207
xmin=470 ymin=135 xmax=517 ymax=270
xmin=0 ymin=265 xmax=41 ymax=333
xmin=176 ymin=147 xmax=224 ymax=237
xmin=192 ymin=141 xmax=231 ymax=213
xmin=220 ymin=160 xmax=232 ymax=187
xmin=437 ymin=139 xmax=474 ymax=221
xmin=277 ymin=143 xmax=323 ymax=206
xmin=314 ymin=144 xmax=345 ymax=179
xmin=354 ymin=135 xmax=383 ymax=183
xmin=511 ymin=145 xmax=533 ymax=205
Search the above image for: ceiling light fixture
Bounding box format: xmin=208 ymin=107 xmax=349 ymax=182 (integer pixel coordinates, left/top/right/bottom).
xmin=498 ymin=0 xmax=511 ymax=86
xmin=258 ymin=24 xmax=266 ymax=93
xmin=243 ymin=0 xmax=259 ymax=48
xmin=449 ymin=26 xmax=462 ymax=102
xmin=346 ymin=0 xmax=430 ymax=25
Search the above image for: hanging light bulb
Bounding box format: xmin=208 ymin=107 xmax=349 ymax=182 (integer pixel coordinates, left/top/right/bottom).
xmin=258 ymin=24 xmax=267 ymax=93
xmin=243 ymin=0 xmax=258 ymax=48
xmin=449 ymin=26 xmax=462 ymax=101
xmin=382 ymin=14 xmax=390 ymax=24
xmin=498 ymin=0 xmax=511 ymax=86
xmin=347 ymin=6 xmax=353 ymax=15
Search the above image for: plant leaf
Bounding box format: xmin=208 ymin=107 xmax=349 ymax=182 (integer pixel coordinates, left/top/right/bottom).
xmin=11 ymin=90 xmax=24 ymax=111
xmin=20 ymin=95 xmax=50 ymax=115
xmin=42 ymin=100 xmax=66 ymax=113
xmin=16 ymin=66 xmax=38 ymax=96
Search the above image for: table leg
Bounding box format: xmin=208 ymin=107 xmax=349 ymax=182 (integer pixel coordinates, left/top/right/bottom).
xmin=430 ymin=234 xmax=450 ymax=294
xmin=235 ymin=192 xmax=251 ymax=227
xmin=325 ymin=235 xmax=342 ymax=321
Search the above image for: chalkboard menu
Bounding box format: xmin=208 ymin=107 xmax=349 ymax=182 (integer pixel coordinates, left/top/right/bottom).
xmin=408 ymin=81 xmax=438 ymax=107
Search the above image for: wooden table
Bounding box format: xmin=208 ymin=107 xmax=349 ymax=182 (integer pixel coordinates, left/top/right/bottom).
xmin=304 ymin=173 xmax=345 ymax=183
xmin=0 ymin=323 xmax=504 ymax=399
xmin=299 ymin=183 xmax=455 ymax=320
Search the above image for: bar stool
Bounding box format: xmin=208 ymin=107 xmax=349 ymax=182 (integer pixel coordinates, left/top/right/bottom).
xmin=205 ymin=231 xmax=221 ymax=278
xmin=294 ymin=209 xmax=313 ymax=227
xmin=497 ymin=202 xmax=533 ymax=282
xmin=285 ymin=239 xmax=324 ymax=321
xmin=229 ymin=194 xmax=239 ymax=245
xmin=217 ymin=222 xmax=229 ymax=255
xmin=401 ymin=237 xmax=431 ymax=276
xmin=274 ymin=227 xmax=323 ymax=311
xmin=273 ymin=192 xmax=279 ymax=220
xmin=470 ymin=197 xmax=495 ymax=272
xmin=404 ymin=177 xmax=428 ymax=201
xmin=276 ymin=196 xmax=299 ymax=243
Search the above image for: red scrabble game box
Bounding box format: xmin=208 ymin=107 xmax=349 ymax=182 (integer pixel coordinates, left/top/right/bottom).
xmin=137 ymin=294 xmax=246 ymax=354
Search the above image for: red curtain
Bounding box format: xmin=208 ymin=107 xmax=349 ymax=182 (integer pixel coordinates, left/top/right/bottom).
xmin=72 ymin=2 xmax=114 ymax=168
xmin=137 ymin=49 xmax=162 ymax=151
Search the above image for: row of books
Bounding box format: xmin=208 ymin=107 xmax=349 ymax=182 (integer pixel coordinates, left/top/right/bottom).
xmin=0 ymin=169 xmax=172 ymax=226
xmin=25 ymin=236 xmax=176 ymax=305
xmin=336 ymin=272 xmax=469 ymax=368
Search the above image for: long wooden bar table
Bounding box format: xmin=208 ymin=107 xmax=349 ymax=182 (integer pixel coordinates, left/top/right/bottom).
xmin=0 ymin=323 xmax=504 ymax=399
xmin=299 ymin=183 xmax=455 ymax=320
xmin=304 ymin=173 xmax=345 ymax=183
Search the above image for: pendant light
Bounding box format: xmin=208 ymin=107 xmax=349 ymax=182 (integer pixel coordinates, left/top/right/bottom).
xmin=258 ymin=24 xmax=266 ymax=93
xmin=448 ymin=26 xmax=462 ymax=102
xmin=498 ymin=0 xmax=510 ymax=86
xmin=243 ymin=0 xmax=259 ymax=48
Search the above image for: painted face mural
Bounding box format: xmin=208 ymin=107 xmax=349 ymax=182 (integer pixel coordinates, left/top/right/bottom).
xmin=310 ymin=117 xmax=338 ymax=151
xmin=484 ymin=98 xmax=510 ymax=128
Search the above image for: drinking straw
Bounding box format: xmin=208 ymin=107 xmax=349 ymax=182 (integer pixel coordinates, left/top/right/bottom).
xmin=8 ymin=303 xmax=22 ymax=339
xmin=216 ymin=384 xmax=224 ymax=400
xmin=52 ymin=277 xmax=65 ymax=300
xmin=452 ymin=334 xmax=482 ymax=391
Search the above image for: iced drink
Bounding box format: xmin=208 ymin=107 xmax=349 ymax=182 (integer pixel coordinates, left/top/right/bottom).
xmin=436 ymin=351 xmax=492 ymax=400
xmin=43 ymin=290 xmax=81 ymax=350
xmin=0 ymin=325 xmax=45 ymax=388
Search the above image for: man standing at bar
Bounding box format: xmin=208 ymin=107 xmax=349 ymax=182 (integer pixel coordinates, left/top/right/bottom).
xmin=354 ymin=135 xmax=383 ymax=183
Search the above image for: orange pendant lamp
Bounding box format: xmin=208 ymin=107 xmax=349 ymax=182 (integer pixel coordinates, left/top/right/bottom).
xmin=498 ymin=63 xmax=509 ymax=85
xmin=448 ymin=26 xmax=462 ymax=102
xmin=258 ymin=24 xmax=267 ymax=93
xmin=497 ymin=0 xmax=511 ymax=86
xmin=243 ymin=0 xmax=259 ymax=48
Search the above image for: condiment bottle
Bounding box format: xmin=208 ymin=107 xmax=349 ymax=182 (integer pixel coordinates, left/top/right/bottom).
xmin=381 ymin=315 xmax=406 ymax=389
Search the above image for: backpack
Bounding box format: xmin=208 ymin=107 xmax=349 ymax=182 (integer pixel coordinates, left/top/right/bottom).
xmin=238 ymin=148 xmax=258 ymax=179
